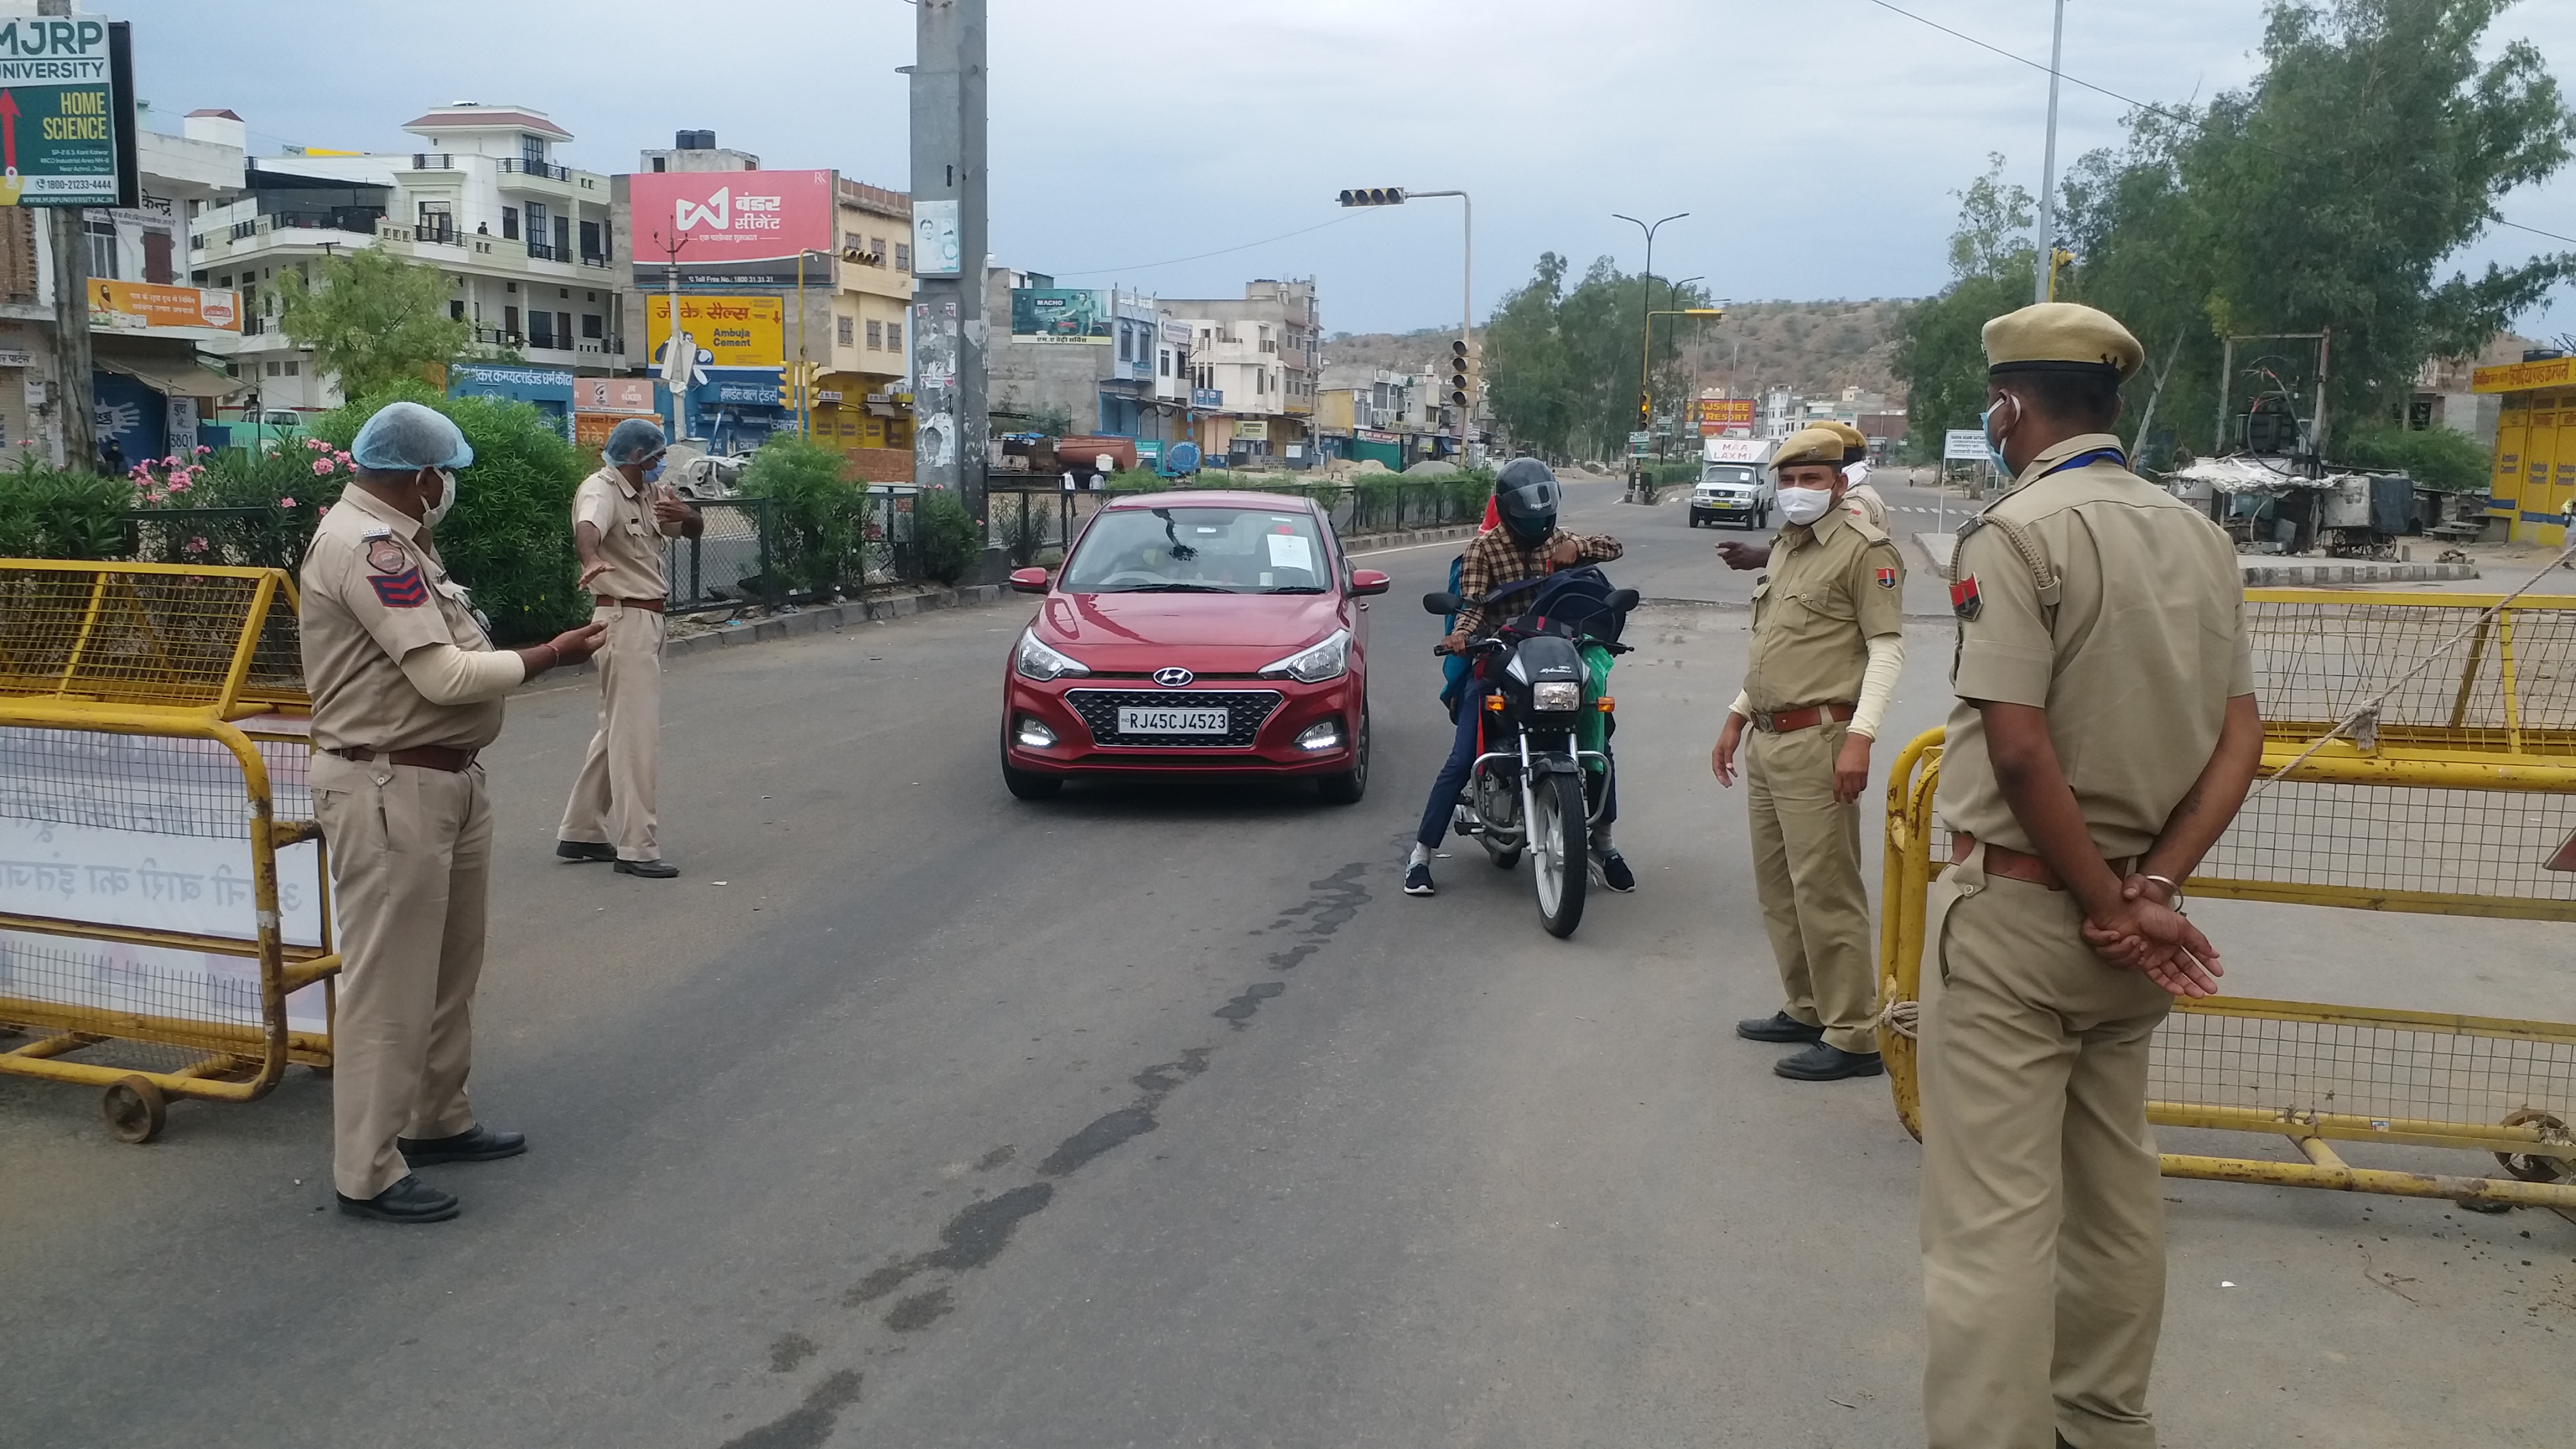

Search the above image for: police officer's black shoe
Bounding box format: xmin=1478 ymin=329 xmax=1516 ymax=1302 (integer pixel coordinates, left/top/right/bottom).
xmin=399 ymin=1123 xmax=527 ymax=1166
xmin=337 ymin=1174 xmax=460 ymax=1224
xmin=1735 ymin=1011 xmax=1824 ymax=1044
xmin=614 ymin=858 xmax=681 ymax=879
xmin=555 ymin=840 xmax=615 ymax=862
xmin=1773 ymin=1042 xmax=1886 ymax=1081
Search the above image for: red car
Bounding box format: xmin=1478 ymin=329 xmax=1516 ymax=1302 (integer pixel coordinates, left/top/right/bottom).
xmin=998 ymin=490 xmax=1390 ymax=802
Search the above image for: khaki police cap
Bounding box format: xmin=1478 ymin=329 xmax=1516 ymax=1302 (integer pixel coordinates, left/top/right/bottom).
xmin=1982 ymin=302 xmax=2144 ymax=381
xmin=1772 ymin=425 xmax=1848 ymax=472
xmin=1816 ymin=420 xmax=1870 ymax=463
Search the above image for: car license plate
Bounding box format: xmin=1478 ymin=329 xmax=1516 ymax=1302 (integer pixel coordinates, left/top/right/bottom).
xmin=1119 ymin=705 xmax=1229 ymax=735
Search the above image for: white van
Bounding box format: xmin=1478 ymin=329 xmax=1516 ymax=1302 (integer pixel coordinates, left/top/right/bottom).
xmin=1689 ymin=436 xmax=1775 ymax=529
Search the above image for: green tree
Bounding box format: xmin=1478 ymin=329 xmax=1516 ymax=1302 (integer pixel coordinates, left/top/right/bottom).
xmin=1484 ymin=252 xmax=1711 ymax=460
xmin=1893 ymin=158 xmax=2038 ymax=460
xmin=2057 ymin=0 xmax=2576 ymax=460
xmin=277 ymin=249 xmax=473 ymax=401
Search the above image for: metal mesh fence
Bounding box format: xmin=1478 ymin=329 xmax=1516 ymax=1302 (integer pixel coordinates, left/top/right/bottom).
xmin=0 ymin=565 xmax=301 ymax=711
xmin=2152 ymin=1008 xmax=2576 ymax=1131
xmin=2246 ymin=595 xmax=2576 ymax=756
xmin=2199 ymin=777 xmax=2576 ymax=908
xmin=664 ymin=498 xmax=774 ymax=610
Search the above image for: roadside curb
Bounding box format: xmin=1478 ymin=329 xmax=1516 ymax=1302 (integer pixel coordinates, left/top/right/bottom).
xmin=1913 ymin=530 xmax=2481 ymax=588
xmin=1638 ymin=596 xmax=1959 ymax=624
xmin=1343 ymin=523 xmax=1481 ymax=555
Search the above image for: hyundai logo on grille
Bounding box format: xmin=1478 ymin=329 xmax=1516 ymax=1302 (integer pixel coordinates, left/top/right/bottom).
xmin=1152 ymin=667 xmax=1195 ymax=688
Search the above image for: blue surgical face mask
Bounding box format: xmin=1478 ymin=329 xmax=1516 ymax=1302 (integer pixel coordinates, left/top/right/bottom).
xmin=1982 ymin=395 xmax=2019 ymax=476
xmin=642 ymin=456 xmax=667 ymax=483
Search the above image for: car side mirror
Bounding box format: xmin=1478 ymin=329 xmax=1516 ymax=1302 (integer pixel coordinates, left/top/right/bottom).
xmin=1349 ymin=569 xmax=1391 ymax=597
xmin=1422 ymin=590 xmax=1464 ymax=616
xmin=1607 ymin=588 xmax=1641 ymax=611
xmin=1007 ymin=567 xmax=1050 ymax=594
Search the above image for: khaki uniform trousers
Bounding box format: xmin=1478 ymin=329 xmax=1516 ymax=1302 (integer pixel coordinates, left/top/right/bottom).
xmin=557 ymin=602 xmax=665 ymax=861
xmin=1744 ymin=719 xmax=1878 ymax=1054
xmin=1919 ymin=845 xmax=2175 ymax=1449
xmin=312 ymin=751 xmax=493 ymax=1200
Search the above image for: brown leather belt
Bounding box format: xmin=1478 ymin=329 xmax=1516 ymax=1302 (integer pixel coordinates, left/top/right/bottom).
xmin=1950 ymin=831 xmax=2134 ymax=891
xmin=326 ymin=745 xmax=476 ymax=773
xmin=1750 ymin=702 xmax=1855 ymax=733
xmin=597 ymin=595 xmax=666 ymax=613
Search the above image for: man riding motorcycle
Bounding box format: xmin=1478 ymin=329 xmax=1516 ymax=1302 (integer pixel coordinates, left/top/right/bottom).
xmin=1407 ymin=458 xmax=1632 ymax=897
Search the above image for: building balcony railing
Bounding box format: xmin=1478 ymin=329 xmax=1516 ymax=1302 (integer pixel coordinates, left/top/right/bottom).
xmin=498 ymin=158 xmax=573 ymax=183
xmin=378 ymin=224 xmax=460 ymax=247
xmin=579 ymin=253 xmax=609 ymax=269
xmin=525 ymin=240 xmax=565 ymax=262
xmin=412 ymin=153 xmax=455 ymax=170
xmin=473 ymin=328 xmax=525 ymax=348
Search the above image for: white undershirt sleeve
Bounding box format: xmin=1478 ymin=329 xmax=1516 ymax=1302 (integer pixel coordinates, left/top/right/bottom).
xmin=1849 ymin=633 xmax=1905 ymax=740
xmin=399 ymin=642 xmax=529 ymax=705
xmin=1728 ymin=689 xmax=1752 ymax=719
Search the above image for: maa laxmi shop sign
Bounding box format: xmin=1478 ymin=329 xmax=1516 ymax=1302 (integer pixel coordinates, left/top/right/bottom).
xmin=0 ymin=17 xmax=138 ymax=207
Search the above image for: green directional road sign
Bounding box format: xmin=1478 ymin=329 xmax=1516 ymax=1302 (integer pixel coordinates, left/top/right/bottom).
xmin=0 ymin=16 xmax=135 ymax=207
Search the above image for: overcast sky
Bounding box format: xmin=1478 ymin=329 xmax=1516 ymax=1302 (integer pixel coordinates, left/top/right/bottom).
xmin=124 ymin=0 xmax=2576 ymax=341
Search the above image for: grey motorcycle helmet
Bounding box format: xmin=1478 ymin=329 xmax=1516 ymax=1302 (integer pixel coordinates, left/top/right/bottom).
xmin=1492 ymin=457 xmax=1561 ymax=544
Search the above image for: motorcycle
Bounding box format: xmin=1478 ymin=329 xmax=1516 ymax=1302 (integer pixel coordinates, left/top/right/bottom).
xmin=1423 ymin=571 xmax=1639 ymax=938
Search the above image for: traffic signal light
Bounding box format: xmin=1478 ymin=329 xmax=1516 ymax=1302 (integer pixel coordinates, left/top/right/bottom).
xmin=1447 ymin=338 xmax=1470 ymax=408
xmin=1337 ymin=187 xmax=1408 ymax=207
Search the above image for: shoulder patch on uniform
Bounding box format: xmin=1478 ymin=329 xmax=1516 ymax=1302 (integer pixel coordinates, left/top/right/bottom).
xmin=1950 ymin=574 xmax=1982 ymax=621
xmin=1876 ymin=565 xmax=1898 ymax=589
xmin=368 ymin=568 xmax=429 ymax=608
xmin=364 ymin=537 xmax=413 ymax=575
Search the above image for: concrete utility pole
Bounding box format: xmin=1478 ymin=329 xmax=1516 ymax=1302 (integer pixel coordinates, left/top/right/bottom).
xmin=908 ymin=0 xmax=991 ymax=541
xmin=48 ymin=208 xmax=93 ymax=472
xmin=2032 ymin=0 xmax=2066 ymax=306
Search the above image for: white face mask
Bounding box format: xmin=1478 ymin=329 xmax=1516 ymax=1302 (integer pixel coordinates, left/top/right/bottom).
xmin=420 ymin=468 xmax=458 ymax=529
xmin=1777 ymin=486 xmax=1836 ymax=525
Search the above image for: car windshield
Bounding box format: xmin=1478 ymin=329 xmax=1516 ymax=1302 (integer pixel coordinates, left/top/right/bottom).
xmin=1702 ymin=466 xmax=1755 ymax=487
xmin=1059 ymin=506 xmax=1333 ymax=594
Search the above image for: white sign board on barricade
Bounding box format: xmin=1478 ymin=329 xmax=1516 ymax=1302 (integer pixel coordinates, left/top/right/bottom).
xmin=1943 ymin=429 xmax=1991 ymax=462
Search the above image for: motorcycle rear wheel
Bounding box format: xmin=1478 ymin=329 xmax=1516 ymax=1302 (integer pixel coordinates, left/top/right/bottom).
xmin=1529 ymin=769 xmax=1589 ymax=938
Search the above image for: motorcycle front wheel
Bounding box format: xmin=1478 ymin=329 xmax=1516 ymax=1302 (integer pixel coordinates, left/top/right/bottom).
xmin=1528 ymin=769 xmax=1589 ymax=939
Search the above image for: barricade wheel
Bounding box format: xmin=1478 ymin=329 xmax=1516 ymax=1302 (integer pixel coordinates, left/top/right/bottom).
xmin=2496 ymin=1110 xmax=2573 ymax=1185
xmin=103 ymin=1076 xmax=166 ymax=1144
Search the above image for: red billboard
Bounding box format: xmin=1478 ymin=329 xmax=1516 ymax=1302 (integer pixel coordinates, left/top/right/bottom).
xmin=627 ymin=169 xmax=836 ymax=266
xmin=1696 ymin=397 xmax=1755 ymax=435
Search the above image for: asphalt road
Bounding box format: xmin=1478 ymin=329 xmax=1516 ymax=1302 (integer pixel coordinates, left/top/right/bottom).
xmin=5 ymin=475 xmax=2572 ymax=1447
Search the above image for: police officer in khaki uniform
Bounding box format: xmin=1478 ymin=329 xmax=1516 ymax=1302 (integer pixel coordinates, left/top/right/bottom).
xmin=1711 ymin=425 xmax=1907 ymax=1080
xmin=556 ymin=418 xmax=699 ymax=878
xmin=1711 ymin=420 xmax=1883 ymax=572
xmin=301 ymin=402 xmax=607 ymax=1224
xmin=1920 ymin=304 xmax=2264 ymax=1448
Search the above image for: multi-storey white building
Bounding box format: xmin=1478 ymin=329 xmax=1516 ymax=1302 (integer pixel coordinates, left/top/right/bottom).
xmin=190 ymin=103 xmax=625 ymax=413
xmin=1163 ymin=278 xmax=1320 ymax=463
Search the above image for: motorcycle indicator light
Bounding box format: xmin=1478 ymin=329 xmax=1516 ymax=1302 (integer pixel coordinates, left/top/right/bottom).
xmin=1484 ymin=694 xmax=1506 ymax=712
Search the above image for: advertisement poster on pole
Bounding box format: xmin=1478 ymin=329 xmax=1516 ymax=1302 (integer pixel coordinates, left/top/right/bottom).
xmin=646 ymin=295 xmax=784 ymax=367
xmin=0 ymin=17 xmax=135 ymax=207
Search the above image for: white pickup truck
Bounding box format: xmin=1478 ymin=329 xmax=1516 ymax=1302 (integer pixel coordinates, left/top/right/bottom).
xmin=1688 ymin=436 xmax=1776 ymax=529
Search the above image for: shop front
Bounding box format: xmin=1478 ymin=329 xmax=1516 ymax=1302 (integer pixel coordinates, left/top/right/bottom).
xmin=2476 ymin=354 xmax=2576 ymax=546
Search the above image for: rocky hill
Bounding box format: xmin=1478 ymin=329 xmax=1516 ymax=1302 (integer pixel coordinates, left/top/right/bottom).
xmin=1327 ymin=297 xmax=1909 ymax=402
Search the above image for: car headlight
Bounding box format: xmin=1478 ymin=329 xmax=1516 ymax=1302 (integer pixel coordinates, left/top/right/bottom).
xmin=1532 ymin=681 xmax=1581 ymax=711
xmin=1014 ymin=629 xmax=1090 ymax=681
xmin=1259 ymin=628 xmax=1351 ymax=684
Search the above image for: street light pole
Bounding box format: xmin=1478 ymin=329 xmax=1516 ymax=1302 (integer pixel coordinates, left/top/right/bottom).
xmin=2033 ymin=0 xmax=2066 ymax=306
xmin=1613 ymin=211 xmax=1686 ymax=500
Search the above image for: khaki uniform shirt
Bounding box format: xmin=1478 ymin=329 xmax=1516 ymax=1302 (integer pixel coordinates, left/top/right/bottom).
xmin=298 ymin=486 xmax=506 ymax=754
xmin=571 ymin=465 xmax=671 ymax=600
xmin=1744 ymin=506 xmax=1906 ymax=712
xmin=1934 ymin=432 xmax=2253 ymax=859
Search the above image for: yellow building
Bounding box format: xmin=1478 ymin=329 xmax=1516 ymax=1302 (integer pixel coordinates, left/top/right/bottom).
xmin=2476 ymin=354 xmax=2576 ymax=546
xmin=806 ymin=178 xmax=915 ymax=480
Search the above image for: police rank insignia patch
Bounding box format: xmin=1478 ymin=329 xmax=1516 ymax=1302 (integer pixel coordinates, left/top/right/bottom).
xmin=1949 ymin=575 xmax=1982 ymax=622
xmin=1875 ymin=566 xmax=1898 ymax=589
xmin=369 ymin=568 xmax=429 ymax=608
xmin=365 ymin=538 xmax=411 ymax=574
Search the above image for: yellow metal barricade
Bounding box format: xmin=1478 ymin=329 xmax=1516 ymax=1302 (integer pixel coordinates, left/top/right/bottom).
xmin=1879 ymin=590 xmax=2576 ymax=1214
xmin=0 ymin=560 xmax=336 ymax=1142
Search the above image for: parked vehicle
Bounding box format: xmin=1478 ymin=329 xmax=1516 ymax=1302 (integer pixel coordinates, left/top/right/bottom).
xmin=998 ymin=491 xmax=1388 ymax=802
xmin=1690 ymin=437 xmax=1775 ymax=528
xmin=1419 ymin=571 xmax=1639 ymax=938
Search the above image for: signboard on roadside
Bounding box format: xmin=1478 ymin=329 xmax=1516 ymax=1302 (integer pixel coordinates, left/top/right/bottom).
xmin=647 ymin=294 xmax=784 ymax=368
xmin=1943 ymin=428 xmax=1991 ymax=461
xmin=88 ymin=278 xmax=236 ymax=333
xmin=1695 ymin=397 xmax=1754 ymax=434
xmin=1010 ymin=287 xmax=1112 ymax=343
xmin=628 ymin=168 xmax=835 ymax=267
xmin=0 ymin=17 xmax=134 ymax=207
xmin=577 ymin=376 xmax=655 ymax=414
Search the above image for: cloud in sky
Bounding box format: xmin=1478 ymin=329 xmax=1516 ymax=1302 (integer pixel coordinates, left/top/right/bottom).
xmin=125 ymin=0 xmax=2576 ymax=337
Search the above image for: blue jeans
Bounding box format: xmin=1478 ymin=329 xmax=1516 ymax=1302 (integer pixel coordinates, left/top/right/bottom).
xmin=1415 ymin=689 xmax=1618 ymax=850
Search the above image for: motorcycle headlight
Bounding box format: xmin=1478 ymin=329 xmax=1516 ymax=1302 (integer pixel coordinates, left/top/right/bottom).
xmin=1014 ymin=629 xmax=1090 ymax=681
xmin=1259 ymin=628 xmax=1351 ymax=684
xmin=1533 ymin=681 xmax=1581 ymax=711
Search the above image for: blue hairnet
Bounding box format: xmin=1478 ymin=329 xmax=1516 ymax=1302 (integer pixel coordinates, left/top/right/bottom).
xmin=349 ymin=401 xmax=473 ymax=471
xmin=603 ymin=417 xmax=668 ymax=466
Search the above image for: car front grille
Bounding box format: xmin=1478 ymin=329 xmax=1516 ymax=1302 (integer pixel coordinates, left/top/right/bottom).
xmin=1064 ymin=689 xmax=1284 ymax=749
